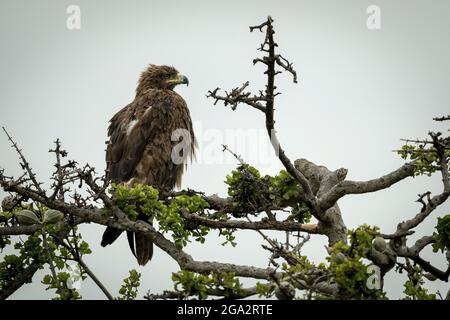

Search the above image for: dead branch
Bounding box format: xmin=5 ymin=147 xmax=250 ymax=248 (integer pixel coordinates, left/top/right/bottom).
xmin=2 ymin=127 xmax=44 ymax=194
xmin=317 ymin=161 xmax=416 ymax=213
xmin=433 ymin=115 xmax=450 ymax=122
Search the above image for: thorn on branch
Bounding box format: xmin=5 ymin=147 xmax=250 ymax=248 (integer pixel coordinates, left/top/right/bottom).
xmin=2 ymin=127 xmax=45 ymax=195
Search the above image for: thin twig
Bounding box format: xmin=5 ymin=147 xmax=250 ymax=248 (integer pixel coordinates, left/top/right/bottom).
xmin=2 ymin=127 xmax=44 ymax=194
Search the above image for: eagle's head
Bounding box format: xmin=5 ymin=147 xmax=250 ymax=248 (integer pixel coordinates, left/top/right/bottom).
xmin=136 ymin=64 xmax=189 ymax=95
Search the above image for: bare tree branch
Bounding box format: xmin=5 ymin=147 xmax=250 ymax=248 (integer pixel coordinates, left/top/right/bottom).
xmin=317 ymin=162 xmax=416 ymax=212
xmin=146 ymin=286 xmax=259 ymax=300
xmin=433 ymin=115 xmax=450 ymax=122
xmin=0 ymin=225 xmax=42 ymax=236
xmin=206 ymin=82 xmax=267 ymax=112
xmin=2 ymin=127 xmax=45 ymax=195
xmin=77 ymin=256 xmax=113 ymax=300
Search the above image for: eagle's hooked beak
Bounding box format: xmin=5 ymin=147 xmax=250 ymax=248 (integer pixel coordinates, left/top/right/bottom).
xmin=167 ymin=73 xmax=189 ymax=87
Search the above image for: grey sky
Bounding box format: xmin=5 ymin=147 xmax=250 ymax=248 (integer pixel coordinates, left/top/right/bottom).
xmin=1 ymin=0 xmax=449 ymax=299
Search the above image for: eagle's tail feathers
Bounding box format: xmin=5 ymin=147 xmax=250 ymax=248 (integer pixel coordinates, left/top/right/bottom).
xmin=134 ymin=232 xmax=153 ymax=266
xmin=126 ymin=231 xmax=137 ymax=258
xmin=101 ymin=227 xmax=123 ymax=247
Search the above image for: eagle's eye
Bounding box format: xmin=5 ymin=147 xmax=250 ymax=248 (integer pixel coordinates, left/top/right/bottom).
xmin=164 ymin=73 xmax=171 ymax=79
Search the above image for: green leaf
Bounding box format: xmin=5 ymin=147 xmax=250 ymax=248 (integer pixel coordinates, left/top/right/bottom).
xmin=43 ymin=210 xmax=64 ymax=225
xmin=14 ymin=210 xmax=41 ymax=226
xmin=432 ymin=215 xmax=450 ymax=253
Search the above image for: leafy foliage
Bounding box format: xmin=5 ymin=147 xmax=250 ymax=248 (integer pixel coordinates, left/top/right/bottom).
xmin=402 ymin=266 xmax=437 ymax=300
xmin=325 ymin=226 xmax=386 ymax=299
xmin=255 ymin=282 xmax=276 ymax=298
xmin=398 ymin=144 xmax=450 ymax=176
xmin=218 ymin=228 xmax=237 ymax=247
xmin=42 ymin=272 xmax=82 ymax=300
xmin=171 ymin=270 xmax=245 ymax=299
xmin=0 ymin=199 xmax=92 ymax=300
xmin=225 ymin=164 xmax=262 ymax=211
xmin=117 ymin=269 xmax=141 ymax=300
xmin=0 ymin=232 xmax=45 ymax=294
xmin=163 ymin=195 xmax=210 ymax=247
xmin=225 ymin=165 xmax=311 ymax=223
xmin=110 ymin=183 xmax=163 ymax=221
xmin=432 ymin=214 xmax=450 ymax=254
xmin=111 ymin=183 xmax=210 ymax=248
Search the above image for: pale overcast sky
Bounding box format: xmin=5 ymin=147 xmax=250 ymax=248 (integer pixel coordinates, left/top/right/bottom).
xmin=1 ymin=0 xmax=449 ymax=299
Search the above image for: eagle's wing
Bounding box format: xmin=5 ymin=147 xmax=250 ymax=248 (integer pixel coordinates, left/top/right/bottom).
xmin=106 ymin=91 xmax=195 ymax=187
xmin=106 ymin=103 xmax=133 ymax=182
xmin=174 ymin=102 xmax=197 ymax=188
xmin=106 ymin=95 xmax=159 ymax=184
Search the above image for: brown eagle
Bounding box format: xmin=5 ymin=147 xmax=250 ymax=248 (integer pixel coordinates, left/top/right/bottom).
xmin=101 ymin=64 xmax=195 ymax=266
